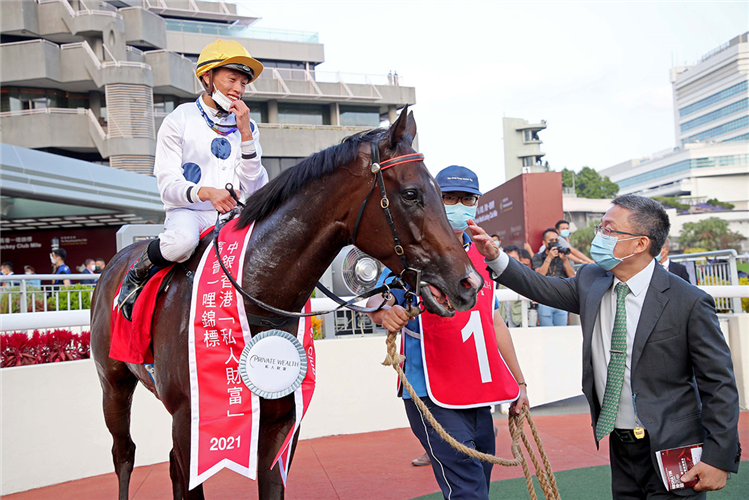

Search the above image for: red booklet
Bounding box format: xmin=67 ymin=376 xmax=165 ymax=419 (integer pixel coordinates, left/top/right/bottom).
xmin=655 ymin=443 xmax=703 ymax=491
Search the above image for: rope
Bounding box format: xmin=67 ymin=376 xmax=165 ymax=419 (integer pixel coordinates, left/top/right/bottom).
xmin=382 ymin=327 xmax=562 ymax=500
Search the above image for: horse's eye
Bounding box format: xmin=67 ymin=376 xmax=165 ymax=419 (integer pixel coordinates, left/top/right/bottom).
xmin=402 ymin=189 xmax=418 ymax=201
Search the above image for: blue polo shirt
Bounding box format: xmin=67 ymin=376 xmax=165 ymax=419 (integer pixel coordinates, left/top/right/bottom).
xmin=376 ymin=233 xmax=499 ymax=399
xmin=53 ymin=264 xmax=71 ymax=285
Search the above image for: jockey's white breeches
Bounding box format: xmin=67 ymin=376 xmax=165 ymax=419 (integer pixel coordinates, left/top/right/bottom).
xmin=159 ymin=209 xmax=216 ymax=263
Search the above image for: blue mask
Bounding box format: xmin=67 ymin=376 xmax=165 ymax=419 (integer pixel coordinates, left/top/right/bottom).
xmin=444 ymin=203 xmax=476 ymax=231
xmin=654 ymin=249 xmax=663 ymax=262
xmin=560 ymin=229 xmax=570 ymax=238
xmin=590 ymin=233 xmax=637 ymax=271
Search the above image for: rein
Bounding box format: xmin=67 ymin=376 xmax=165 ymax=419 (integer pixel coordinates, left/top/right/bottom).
xmin=211 ymin=144 xmax=426 ymax=326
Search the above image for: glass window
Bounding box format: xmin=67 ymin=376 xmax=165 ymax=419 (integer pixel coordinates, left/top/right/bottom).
xmin=679 ymin=80 xmax=749 ymax=117
xmin=522 ymin=157 xmax=534 ymax=167
xmin=682 ymin=116 xmax=749 ymax=145
xmin=681 ymin=98 xmax=748 ymax=132
xmin=245 ymin=101 xmax=267 ymax=123
xmin=339 ymin=106 xmax=380 ymax=127
xmin=278 ymin=103 xmax=328 ymax=125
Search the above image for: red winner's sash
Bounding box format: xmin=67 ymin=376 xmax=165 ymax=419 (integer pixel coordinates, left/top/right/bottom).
xmin=187 ymin=218 xmax=316 ymax=490
xmin=420 ymin=244 xmax=519 ymax=408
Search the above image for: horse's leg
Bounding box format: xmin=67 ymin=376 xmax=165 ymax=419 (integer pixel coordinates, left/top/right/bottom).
xmin=169 ymin=449 xmax=184 ymax=500
xmin=99 ymin=362 xmax=139 ymax=500
xmin=170 ymin=406 xmax=206 ymax=500
xmin=257 ymin=413 xmax=297 ymax=500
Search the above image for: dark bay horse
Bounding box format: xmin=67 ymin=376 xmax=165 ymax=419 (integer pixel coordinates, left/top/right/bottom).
xmin=90 ymin=106 xmax=482 ymax=499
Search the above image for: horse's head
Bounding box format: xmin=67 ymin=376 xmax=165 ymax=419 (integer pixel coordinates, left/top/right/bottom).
xmin=350 ymin=106 xmax=482 ymax=316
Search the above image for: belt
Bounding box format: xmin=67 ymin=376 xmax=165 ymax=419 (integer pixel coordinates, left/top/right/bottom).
xmin=612 ymin=428 xmax=647 ymax=444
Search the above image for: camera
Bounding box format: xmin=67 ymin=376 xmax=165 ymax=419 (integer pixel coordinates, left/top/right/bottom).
xmin=548 ymin=242 xmax=571 ymax=255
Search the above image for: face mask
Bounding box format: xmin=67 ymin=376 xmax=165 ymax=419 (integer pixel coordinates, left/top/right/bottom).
xmin=654 ymin=250 xmax=663 ymax=262
xmin=590 ymin=233 xmax=638 ymax=271
xmin=211 ymin=87 xmax=234 ymax=113
xmin=444 ymin=203 xmax=476 ymax=232
xmin=493 ymin=240 xmax=500 ymax=248
xmin=560 ymin=229 xmax=570 ymax=238
xmin=95 ymin=266 xmax=101 ymax=272
xmin=50 ymin=254 xmax=56 ymax=264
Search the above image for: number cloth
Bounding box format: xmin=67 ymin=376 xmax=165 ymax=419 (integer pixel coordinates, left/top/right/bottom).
xmin=420 ymin=244 xmax=519 ymax=408
xmin=595 ymin=282 xmax=631 ymax=441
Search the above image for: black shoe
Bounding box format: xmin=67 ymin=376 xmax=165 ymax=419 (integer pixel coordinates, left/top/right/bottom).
xmin=117 ymin=246 xmax=155 ymax=321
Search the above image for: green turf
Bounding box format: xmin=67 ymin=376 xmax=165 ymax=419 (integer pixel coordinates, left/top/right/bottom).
xmin=411 ymin=462 xmax=748 ymax=499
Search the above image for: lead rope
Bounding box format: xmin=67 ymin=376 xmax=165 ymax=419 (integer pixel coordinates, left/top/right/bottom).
xmin=381 ymin=307 xmax=561 ymax=500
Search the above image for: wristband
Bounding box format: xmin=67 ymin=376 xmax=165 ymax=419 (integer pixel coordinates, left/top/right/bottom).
xmin=518 ymin=382 xmax=527 ymax=387
xmin=241 ymin=140 xmax=257 ymax=159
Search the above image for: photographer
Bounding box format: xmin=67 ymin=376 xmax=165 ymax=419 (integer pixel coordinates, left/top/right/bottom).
xmin=532 ymin=229 xmax=574 ymax=326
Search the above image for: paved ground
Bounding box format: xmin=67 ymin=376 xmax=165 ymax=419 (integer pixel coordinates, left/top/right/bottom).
xmin=6 ymin=399 xmax=748 ymax=500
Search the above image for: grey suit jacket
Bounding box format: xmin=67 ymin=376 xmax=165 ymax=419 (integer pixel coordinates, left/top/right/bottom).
xmin=492 ymin=258 xmax=740 ymax=476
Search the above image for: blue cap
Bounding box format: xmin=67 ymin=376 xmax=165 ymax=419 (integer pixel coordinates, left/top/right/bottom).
xmin=435 ymin=165 xmax=481 ymax=196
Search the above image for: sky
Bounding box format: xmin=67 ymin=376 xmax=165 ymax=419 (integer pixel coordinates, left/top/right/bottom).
xmin=234 ymin=1 xmax=748 ymax=192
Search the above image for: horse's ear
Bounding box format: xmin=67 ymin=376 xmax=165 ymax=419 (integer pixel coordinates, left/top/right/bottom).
xmin=405 ymin=110 xmax=417 ymax=146
xmin=388 ymin=104 xmax=409 ymax=149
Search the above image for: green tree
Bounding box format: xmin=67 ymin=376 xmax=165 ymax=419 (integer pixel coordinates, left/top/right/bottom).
xmin=652 ymin=196 xmax=689 ymax=210
xmin=560 ymin=167 xmax=619 ymax=199
xmin=679 ymin=217 xmax=745 ymax=251
xmin=570 ymin=219 xmax=600 ymax=258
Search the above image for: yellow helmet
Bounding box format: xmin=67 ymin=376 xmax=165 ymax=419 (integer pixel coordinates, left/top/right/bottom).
xmin=196 ymin=39 xmax=263 ymax=83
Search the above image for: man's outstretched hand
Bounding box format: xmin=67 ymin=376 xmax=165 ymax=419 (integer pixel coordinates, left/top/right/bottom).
xmin=467 ymin=220 xmax=499 ymax=261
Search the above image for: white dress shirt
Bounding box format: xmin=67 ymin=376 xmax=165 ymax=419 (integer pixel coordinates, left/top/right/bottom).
xmin=591 ymin=258 xmax=655 ymax=429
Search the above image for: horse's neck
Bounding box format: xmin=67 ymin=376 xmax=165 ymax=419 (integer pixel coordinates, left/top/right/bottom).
xmin=242 ymin=178 xmax=355 ymax=316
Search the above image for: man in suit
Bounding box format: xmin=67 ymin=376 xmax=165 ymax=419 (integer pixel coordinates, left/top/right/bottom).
xmin=468 ymin=194 xmax=740 ymax=499
xmin=658 ymin=238 xmax=691 ymax=283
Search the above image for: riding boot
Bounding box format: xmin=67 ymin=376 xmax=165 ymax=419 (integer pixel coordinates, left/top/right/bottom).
xmin=118 ymin=239 xmax=171 ymax=321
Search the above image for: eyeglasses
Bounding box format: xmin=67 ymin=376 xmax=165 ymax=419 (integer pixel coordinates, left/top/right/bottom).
xmin=594 ymin=225 xmax=649 ymax=239
xmin=442 ymin=194 xmax=479 ymax=206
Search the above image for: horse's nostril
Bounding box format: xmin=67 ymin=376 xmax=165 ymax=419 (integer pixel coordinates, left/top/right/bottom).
xmin=462 ymin=271 xmax=482 ymax=291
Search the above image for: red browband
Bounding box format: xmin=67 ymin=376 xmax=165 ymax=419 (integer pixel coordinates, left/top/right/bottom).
xmin=379 ymin=153 xmax=425 ymax=170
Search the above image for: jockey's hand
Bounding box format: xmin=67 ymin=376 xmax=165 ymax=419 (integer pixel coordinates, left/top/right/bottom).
xmin=381 ymin=305 xmax=411 ymax=333
xmin=467 ymin=220 xmax=499 ymax=260
xmin=230 ymin=100 xmax=252 ymax=141
xmin=197 ymin=186 xmax=240 ymax=214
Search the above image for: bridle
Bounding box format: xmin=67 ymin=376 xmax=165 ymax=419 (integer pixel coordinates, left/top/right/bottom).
xmin=212 ymin=141 xmax=426 ymax=328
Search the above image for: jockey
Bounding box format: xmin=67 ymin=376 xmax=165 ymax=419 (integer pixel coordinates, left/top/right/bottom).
xmin=117 ymin=39 xmax=268 ymax=320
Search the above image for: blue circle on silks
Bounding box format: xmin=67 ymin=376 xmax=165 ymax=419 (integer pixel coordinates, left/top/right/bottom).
xmin=211 ymin=137 xmax=232 ymax=160
xmin=183 ymin=162 xmax=201 ymax=183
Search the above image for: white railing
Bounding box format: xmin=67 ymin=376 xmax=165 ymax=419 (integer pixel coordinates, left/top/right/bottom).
xmin=0 ymin=274 xmax=99 ymax=316
xmin=0 ymin=107 xmax=86 ymax=118
xmin=2 ymin=280 xmax=746 ymax=333
xmin=670 ymin=249 xmax=741 ymax=312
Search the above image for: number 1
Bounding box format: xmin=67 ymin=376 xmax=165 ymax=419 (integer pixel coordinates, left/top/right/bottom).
xmin=461 ymin=310 xmax=492 ymax=383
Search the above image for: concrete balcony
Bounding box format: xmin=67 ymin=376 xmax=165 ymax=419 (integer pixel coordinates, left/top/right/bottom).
xmin=257 ymin=123 xmax=371 ymax=158
xmin=1 ymin=39 xmax=152 ymax=91
xmin=144 ymin=50 xmax=200 ymax=96
xmin=0 ymin=0 xmax=41 ymax=36
xmin=36 ymin=0 xmax=124 ymax=44
xmin=120 ymin=7 xmax=166 ymax=49
xmin=0 ymin=108 xmax=155 ymax=159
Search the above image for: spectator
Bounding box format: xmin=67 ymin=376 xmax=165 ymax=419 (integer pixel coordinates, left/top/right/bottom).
xmin=95 ymin=258 xmax=107 ymax=272
xmin=518 ymin=248 xmax=533 ymax=268
xmin=1 ymin=262 xmax=20 ymax=287
xmin=657 ymin=238 xmax=690 ymax=282
xmin=81 ymin=258 xmax=98 ymax=285
xmin=23 ymin=265 xmax=42 ymax=287
xmin=532 ymin=229 xmax=575 ymax=326
xmin=539 ymin=220 xmax=594 ymax=265
xmin=498 ymin=246 xmax=523 ymax=327
xmin=51 ymin=248 xmax=71 ymax=286
xmin=491 ymin=234 xmax=502 ymax=248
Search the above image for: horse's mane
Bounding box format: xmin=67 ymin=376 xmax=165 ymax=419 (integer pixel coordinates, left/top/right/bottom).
xmin=237 ymin=128 xmax=386 ymax=228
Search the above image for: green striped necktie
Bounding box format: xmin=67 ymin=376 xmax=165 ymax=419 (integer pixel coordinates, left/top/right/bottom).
xmin=596 ymin=282 xmax=631 ymax=442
